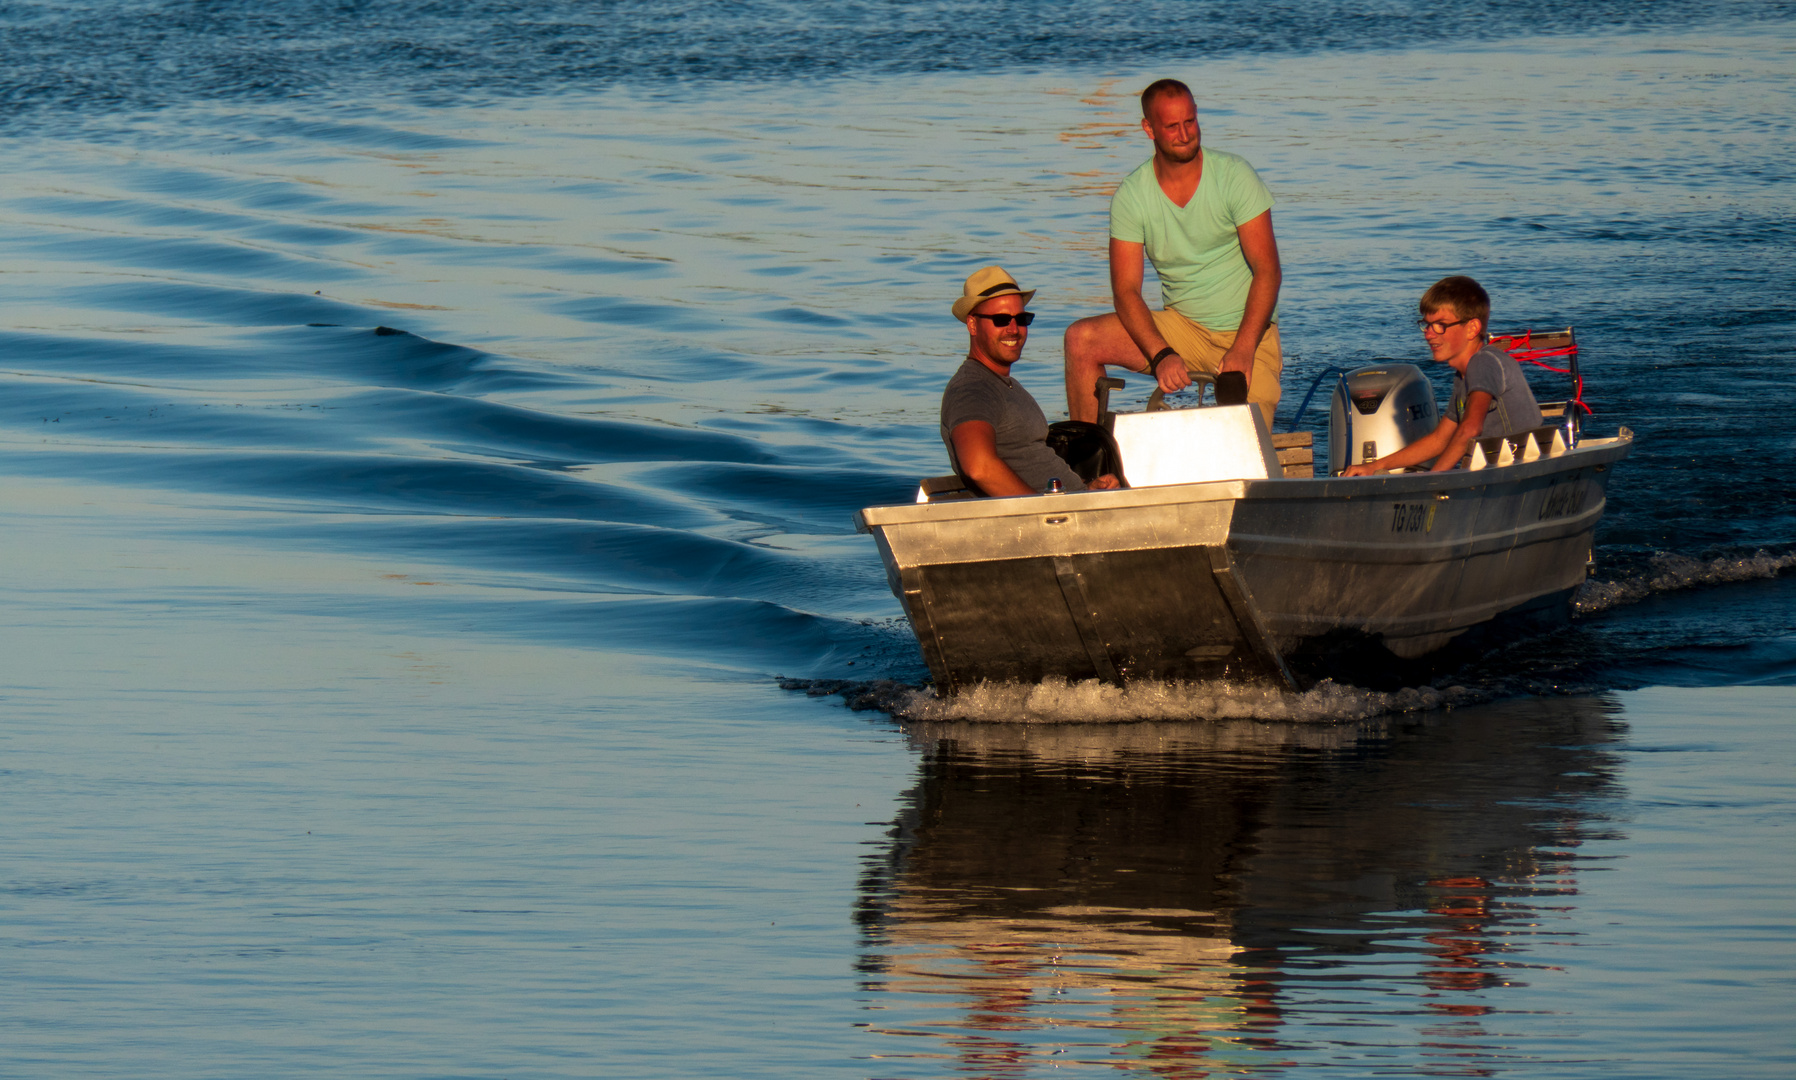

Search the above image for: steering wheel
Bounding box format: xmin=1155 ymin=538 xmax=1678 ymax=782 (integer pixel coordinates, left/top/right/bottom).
xmin=1144 ymin=373 xmax=1215 ymax=412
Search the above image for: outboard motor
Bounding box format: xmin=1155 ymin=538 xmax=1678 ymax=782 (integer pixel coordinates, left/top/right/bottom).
xmin=1329 ymin=364 xmax=1439 ymax=474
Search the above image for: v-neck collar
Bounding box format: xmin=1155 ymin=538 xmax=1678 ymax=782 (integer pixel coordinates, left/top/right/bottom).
xmin=1153 ymin=147 xmax=1205 ymax=211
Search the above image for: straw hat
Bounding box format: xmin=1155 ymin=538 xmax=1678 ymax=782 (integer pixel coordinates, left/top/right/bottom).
xmin=952 ymin=265 xmax=1037 ymax=322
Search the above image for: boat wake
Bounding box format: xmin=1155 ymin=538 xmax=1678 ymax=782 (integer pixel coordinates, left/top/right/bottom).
xmin=782 ymin=675 xmax=1487 ymax=724
xmin=1574 ymin=548 xmax=1796 ymax=615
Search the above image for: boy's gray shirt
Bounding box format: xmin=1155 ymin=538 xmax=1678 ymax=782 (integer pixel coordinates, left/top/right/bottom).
xmin=1450 ymin=343 xmax=1543 ymax=439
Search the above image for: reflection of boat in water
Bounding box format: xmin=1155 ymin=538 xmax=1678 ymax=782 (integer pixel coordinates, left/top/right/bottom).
xmin=856 ymin=337 xmax=1632 ymax=690
xmin=856 ymin=699 xmax=1625 ymax=1074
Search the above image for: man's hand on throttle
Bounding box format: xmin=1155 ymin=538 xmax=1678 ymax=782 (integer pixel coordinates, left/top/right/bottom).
xmin=1150 ymin=353 xmax=1193 ymax=393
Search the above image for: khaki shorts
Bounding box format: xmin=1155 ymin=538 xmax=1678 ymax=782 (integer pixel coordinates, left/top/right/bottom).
xmin=1148 ymin=308 xmax=1283 ymax=427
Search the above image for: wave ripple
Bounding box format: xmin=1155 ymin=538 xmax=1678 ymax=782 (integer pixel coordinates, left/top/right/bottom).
xmin=4 ymin=1 xmax=1784 ymax=126
xmin=1576 ymin=549 xmax=1796 ymax=615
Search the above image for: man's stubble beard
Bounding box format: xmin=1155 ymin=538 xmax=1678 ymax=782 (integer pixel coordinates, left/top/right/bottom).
xmin=1159 ymin=140 xmax=1199 ymax=165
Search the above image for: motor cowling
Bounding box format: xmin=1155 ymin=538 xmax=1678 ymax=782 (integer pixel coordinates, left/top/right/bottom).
xmin=1328 ymin=364 xmax=1439 ymax=474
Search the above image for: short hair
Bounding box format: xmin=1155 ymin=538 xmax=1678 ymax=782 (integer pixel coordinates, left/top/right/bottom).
xmin=1141 ymin=78 xmax=1193 ymax=117
xmin=1419 ymin=275 xmax=1490 ymax=329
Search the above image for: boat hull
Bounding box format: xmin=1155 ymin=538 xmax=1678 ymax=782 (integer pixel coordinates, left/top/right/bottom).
xmin=855 ymin=434 xmax=1632 ymax=691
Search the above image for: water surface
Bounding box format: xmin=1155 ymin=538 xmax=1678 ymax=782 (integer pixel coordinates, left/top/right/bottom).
xmin=1 ymin=3 xmax=1793 ymax=1075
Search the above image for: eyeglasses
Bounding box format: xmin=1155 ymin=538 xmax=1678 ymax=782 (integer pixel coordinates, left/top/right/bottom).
xmin=974 ymin=311 xmax=1036 ymax=327
xmin=1417 ymin=317 xmax=1472 ymax=335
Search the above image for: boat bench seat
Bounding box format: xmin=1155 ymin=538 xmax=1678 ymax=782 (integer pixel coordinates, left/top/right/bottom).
xmin=1272 ymin=431 xmax=1314 ymax=478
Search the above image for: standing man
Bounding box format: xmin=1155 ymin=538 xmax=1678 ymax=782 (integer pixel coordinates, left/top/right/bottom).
xmin=942 ymin=265 xmax=1120 ymax=496
xmin=1064 ymin=78 xmax=1283 ymax=427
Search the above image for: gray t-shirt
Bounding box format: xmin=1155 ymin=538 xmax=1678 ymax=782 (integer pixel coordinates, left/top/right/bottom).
xmin=940 ymin=358 xmax=1084 ymax=494
xmin=1450 ymin=343 xmax=1544 ymax=439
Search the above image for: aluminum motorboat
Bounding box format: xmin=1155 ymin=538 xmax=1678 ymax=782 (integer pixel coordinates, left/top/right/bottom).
xmin=855 ymin=330 xmax=1632 ymax=691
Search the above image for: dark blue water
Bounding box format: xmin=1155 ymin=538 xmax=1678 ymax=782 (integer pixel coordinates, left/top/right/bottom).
xmin=6 ymin=1 xmax=1791 ymax=121
xmin=1 ymin=3 xmax=1792 ymax=1075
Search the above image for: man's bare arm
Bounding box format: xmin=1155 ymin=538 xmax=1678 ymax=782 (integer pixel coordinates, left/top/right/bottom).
xmin=1220 ymin=210 xmax=1281 ymax=385
xmin=1109 ymin=238 xmax=1193 ymax=393
xmin=950 ymin=421 xmax=1037 ymax=496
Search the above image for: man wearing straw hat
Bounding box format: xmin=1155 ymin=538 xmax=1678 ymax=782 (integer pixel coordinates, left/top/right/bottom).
xmin=1063 ymin=78 xmax=1284 ymax=427
xmin=942 ymin=265 xmax=1121 ymax=496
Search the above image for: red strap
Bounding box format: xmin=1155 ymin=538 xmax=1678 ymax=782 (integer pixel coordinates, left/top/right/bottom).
xmin=1493 ymin=331 xmax=1591 ymax=415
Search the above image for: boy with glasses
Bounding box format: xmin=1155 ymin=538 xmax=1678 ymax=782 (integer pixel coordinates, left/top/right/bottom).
xmin=941 ymin=265 xmax=1121 ymax=495
xmin=1344 ymin=276 xmax=1543 ymax=476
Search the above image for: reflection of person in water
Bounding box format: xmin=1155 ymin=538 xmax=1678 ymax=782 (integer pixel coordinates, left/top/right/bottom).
xmin=1422 ymin=876 xmax=1502 ymax=1007
xmin=859 ymin=722 xmax=1273 ymax=1072
xmin=855 ymin=702 xmax=1622 ymax=1072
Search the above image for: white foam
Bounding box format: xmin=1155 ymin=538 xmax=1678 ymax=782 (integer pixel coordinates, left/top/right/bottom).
xmin=888 ymin=676 xmax=1475 ymax=724
xmin=1575 ymin=549 xmax=1796 ymax=615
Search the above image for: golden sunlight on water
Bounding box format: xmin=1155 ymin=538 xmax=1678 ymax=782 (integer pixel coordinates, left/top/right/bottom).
xmin=0 ymin=13 xmax=1791 ymax=1076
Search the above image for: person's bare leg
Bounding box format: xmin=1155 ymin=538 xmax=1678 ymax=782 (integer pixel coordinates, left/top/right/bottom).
xmin=1064 ymin=313 xmax=1149 ymax=422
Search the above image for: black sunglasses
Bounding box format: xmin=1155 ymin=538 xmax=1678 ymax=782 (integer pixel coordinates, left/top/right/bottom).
xmin=974 ymin=311 xmax=1036 ymax=327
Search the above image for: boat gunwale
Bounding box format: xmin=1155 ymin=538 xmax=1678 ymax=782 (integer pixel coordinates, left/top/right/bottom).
xmin=855 ymin=432 xmax=1633 ymax=532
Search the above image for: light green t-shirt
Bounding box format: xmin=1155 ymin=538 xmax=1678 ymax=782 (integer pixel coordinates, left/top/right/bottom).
xmin=1108 ymin=148 xmax=1276 ymax=330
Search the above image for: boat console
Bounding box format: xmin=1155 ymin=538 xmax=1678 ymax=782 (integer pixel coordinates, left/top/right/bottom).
xmin=1109 ymin=404 xmax=1280 ymax=487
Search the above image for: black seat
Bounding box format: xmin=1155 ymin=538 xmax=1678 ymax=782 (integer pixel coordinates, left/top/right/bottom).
xmin=1046 ymin=421 xmax=1128 ymax=487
